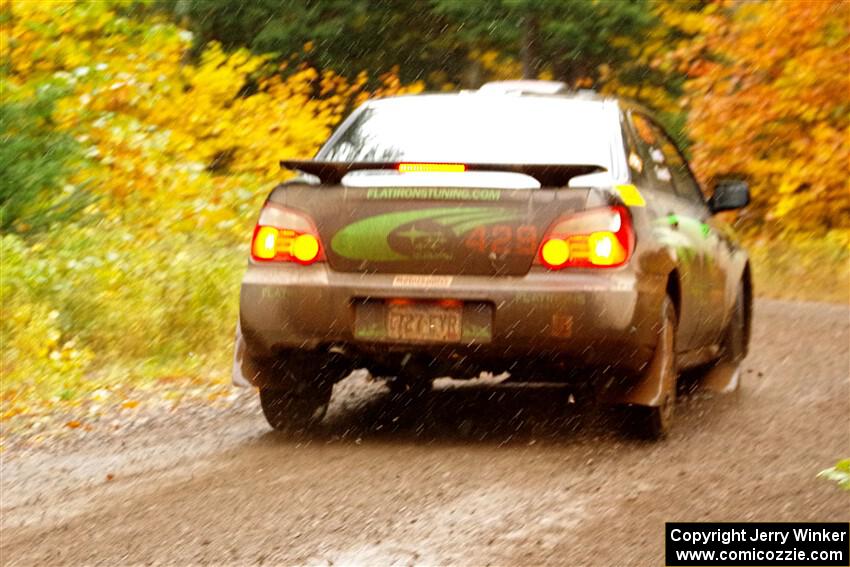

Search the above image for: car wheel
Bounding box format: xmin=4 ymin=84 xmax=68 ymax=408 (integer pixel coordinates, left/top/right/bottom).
xmin=624 ymin=296 xmax=678 ymax=440
xmin=257 ymin=352 xmax=339 ymax=433
xmin=259 ymin=383 xmax=332 ymax=433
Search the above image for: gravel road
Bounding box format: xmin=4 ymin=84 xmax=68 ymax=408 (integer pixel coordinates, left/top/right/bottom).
xmin=2 ymin=299 xmax=848 ymax=566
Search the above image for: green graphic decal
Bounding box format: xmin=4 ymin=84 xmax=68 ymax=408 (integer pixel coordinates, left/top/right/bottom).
xmin=652 ymin=215 xmax=695 ymax=263
xmin=354 ymin=322 xmax=385 ymax=340
xmin=652 ymin=214 xmax=714 ymax=265
xmin=331 ymin=207 xmax=520 ymax=261
xmin=461 ymin=323 xmax=491 ymax=341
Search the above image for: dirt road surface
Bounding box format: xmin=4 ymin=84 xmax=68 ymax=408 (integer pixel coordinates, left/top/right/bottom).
xmin=2 ymin=299 xmax=848 ymax=566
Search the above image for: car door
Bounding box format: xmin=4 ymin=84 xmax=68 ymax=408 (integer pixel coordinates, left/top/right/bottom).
xmin=626 ymin=112 xmax=706 ymax=351
xmin=647 ymin=123 xmax=728 ymax=344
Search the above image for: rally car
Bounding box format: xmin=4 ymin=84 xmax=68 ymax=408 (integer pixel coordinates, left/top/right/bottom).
xmin=233 ymin=80 xmax=752 ymax=438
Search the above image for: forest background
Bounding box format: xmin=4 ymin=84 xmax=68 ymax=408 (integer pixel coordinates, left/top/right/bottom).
xmin=1 ymin=0 xmax=847 ymax=433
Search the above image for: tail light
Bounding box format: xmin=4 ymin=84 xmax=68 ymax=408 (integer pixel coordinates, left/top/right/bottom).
xmin=250 ymin=204 xmax=324 ymax=264
xmin=535 ymin=206 xmax=634 ymax=269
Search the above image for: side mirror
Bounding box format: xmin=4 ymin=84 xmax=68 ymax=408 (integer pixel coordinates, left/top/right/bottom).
xmin=709 ymin=179 xmax=750 ymax=213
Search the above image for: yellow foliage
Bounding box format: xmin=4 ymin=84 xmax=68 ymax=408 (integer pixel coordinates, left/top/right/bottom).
xmin=6 ymin=0 xmax=422 ymax=236
xmin=2 ymin=293 xmax=94 ymax=403
xmin=470 ymin=50 xmax=524 ymax=83
xmin=686 ymin=0 xmax=850 ymax=229
xmin=1 ymin=0 xmax=422 ymax=413
xmin=598 ymin=0 xmax=711 ymax=116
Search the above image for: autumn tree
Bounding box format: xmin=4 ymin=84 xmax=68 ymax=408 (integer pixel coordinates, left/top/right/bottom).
xmin=1 ymin=0 xmax=422 ymax=406
xmin=686 ymin=0 xmax=850 ymax=230
xmin=163 ymin=0 xmax=685 ymax=94
xmin=164 ymin=0 xmax=471 ymax=86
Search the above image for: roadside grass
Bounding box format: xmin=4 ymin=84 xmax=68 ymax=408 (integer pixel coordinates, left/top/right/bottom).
xmin=1 ymin=226 xmax=847 ymax=443
xmin=1 ymin=226 xmax=244 ymax=428
xmin=744 ymin=230 xmax=849 ymax=304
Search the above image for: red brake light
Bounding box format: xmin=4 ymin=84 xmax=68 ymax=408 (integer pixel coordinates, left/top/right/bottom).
xmin=250 ymin=204 xmax=324 ymax=264
xmin=536 ymin=206 xmax=634 ymax=269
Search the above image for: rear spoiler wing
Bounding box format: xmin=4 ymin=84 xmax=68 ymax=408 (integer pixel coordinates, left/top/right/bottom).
xmin=280 ymin=160 xmax=606 ymax=187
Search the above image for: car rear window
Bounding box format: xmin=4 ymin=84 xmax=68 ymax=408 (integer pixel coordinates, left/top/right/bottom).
xmin=318 ymin=95 xmax=614 ymax=170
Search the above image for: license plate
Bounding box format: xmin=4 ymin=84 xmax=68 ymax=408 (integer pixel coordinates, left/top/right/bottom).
xmin=386 ymin=303 xmax=462 ymax=343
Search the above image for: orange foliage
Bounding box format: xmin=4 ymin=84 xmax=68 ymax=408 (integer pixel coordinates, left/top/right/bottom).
xmin=686 ymin=0 xmax=850 ymax=229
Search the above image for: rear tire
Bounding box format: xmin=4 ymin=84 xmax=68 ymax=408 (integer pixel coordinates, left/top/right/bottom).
xmin=626 ymin=392 xmax=674 ymax=440
xmin=622 ymin=296 xmax=678 ymax=440
xmin=258 ymin=352 xmax=339 ymax=433
xmin=259 ymin=386 xmax=331 ymax=433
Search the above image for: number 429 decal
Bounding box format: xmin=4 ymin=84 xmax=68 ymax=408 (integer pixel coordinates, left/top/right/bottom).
xmin=463 ymin=225 xmax=539 ymax=255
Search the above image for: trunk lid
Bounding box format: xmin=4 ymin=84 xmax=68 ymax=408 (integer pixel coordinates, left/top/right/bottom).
xmin=271 ymin=184 xmax=593 ymax=276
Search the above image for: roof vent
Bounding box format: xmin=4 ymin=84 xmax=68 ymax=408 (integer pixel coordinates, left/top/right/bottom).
xmin=478 ymin=80 xmax=569 ymax=95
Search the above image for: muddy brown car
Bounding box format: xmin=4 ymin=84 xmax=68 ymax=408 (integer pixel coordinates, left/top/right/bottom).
xmin=232 ymin=80 xmax=752 ymax=438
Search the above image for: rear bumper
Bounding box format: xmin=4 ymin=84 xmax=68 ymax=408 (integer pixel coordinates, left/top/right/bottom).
xmin=235 ymin=263 xmax=666 ymax=386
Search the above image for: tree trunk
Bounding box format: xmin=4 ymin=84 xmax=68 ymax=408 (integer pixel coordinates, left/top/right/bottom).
xmin=521 ymin=15 xmax=539 ymax=80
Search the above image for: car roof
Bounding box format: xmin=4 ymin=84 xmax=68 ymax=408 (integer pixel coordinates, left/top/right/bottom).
xmin=364 ymin=81 xmax=659 ymax=124
xmin=363 ymin=91 xmax=622 ymax=122
xmin=368 ymin=90 xmax=613 ymax=105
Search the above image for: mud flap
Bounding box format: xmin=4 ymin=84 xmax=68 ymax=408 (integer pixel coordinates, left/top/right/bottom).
xmin=600 ymin=346 xmax=675 ymax=407
xmin=232 ymin=322 xmax=261 ymax=388
xmin=599 ymin=303 xmax=676 ymax=408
